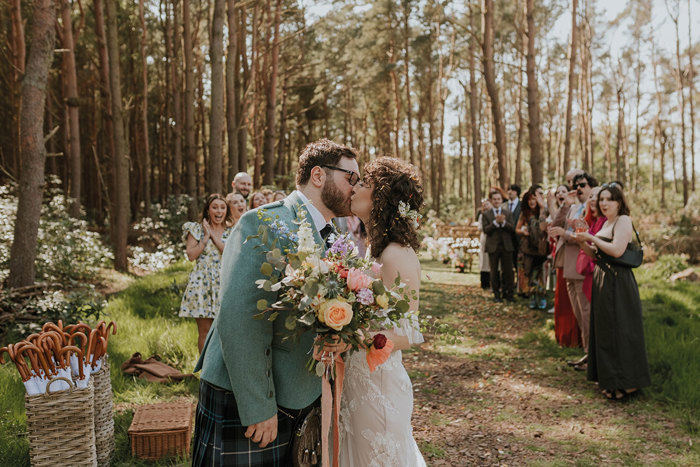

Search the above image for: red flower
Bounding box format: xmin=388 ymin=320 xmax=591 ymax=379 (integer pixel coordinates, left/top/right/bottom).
xmin=339 ymin=268 xmax=349 ymax=279
xmin=373 ymin=333 xmax=387 ymax=350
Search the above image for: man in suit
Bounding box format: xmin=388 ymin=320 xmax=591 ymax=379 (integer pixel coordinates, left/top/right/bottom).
xmin=192 ymin=139 xmax=360 ymax=466
xmin=506 ymin=184 xmax=522 ymax=293
xmin=550 ymin=172 xmax=597 ymax=370
xmin=482 ymin=189 xmax=515 ymax=302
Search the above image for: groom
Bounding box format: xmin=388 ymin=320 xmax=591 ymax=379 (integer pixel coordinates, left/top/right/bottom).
xmin=192 ymin=139 xmax=359 ymax=466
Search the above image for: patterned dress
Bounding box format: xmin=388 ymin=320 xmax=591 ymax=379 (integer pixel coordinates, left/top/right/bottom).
xmin=179 ymin=222 xmax=232 ymax=319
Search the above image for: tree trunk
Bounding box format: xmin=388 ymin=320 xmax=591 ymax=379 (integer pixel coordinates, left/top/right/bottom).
xmin=138 ymin=0 xmax=151 ymax=215
xmin=481 ymin=0 xmax=508 ymax=187
xmin=262 ymin=0 xmax=282 ymax=185
xmin=237 ymin=5 xmax=248 ymax=173
xmin=468 ymin=25 xmax=482 ymax=219
xmin=60 ymin=0 xmax=82 ymax=217
xmin=208 ymin=0 xmax=225 ymax=193
xmin=669 ymin=5 xmax=688 ymax=204
xmin=688 ymin=0 xmax=696 ymax=192
xmin=169 ymin=0 xmax=183 ymax=195
xmin=183 ymin=0 xmax=197 ymax=215
xmin=615 ymin=80 xmax=625 ymax=183
xmin=8 ymin=0 xmax=25 ymax=179
xmin=403 ymin=1 xmax=415 ymax=166
xmin=563 ymin=0 xmax=577 ymax=173
xmin=525 ymin=0 xmax=543 ymax=184
xmin=8 ymin=0 xmax=56 ymax=287
xmin=514 ymin=25 xmax=524 ymax=186
xmin=226 ymin=0 xmax=239 ymax=184
xmin=105 ymin=0 xmax=130 ymax=271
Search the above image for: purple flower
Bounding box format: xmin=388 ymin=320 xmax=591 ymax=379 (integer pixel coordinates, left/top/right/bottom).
xmin=329 ymin=234 xmax=355 ymax=256
xmin=357 ymin=288 xmax=374 ymax=306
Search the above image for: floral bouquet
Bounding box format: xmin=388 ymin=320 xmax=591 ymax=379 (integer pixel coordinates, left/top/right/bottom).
xmin=251 ymin=211 xmax=416 ymax=374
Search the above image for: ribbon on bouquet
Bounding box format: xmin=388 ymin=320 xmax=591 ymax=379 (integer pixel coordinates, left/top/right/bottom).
xmin=320 ymin=351 xmax=345 ymax=467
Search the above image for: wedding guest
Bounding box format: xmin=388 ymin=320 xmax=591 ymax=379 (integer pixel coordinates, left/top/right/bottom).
xmin=225 ymin=192 xmax=247 ymax=226
xmin=249 ymin=191 xmax=268 ymax=210
xmin=179 ymin=194 xmax=234 ymax=352
xmin=481 ymin=187 xmax=515 ymax=302
xmin=231 ymin=172 xmax=253 ymax=200
xmin=575 ymin=183 xmax=650 ymax=401
xmin=261 ymin=188 xmax=274 ymax=203
xmin=507 ymin=184 xmax=525 ymax=295
xmin=477 ymin=198 xmax=492 ymax=289
xmin=272 ymin=190 xmax=286 ymax=202
xmin=516 ymin=187 xmax=549 ymax=309
xmin=550 ymin=172 xmax=597 ymax=370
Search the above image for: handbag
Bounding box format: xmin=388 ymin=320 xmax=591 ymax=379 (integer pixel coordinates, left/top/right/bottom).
xmin=576 ymin=248 xmax=592 ymax=275
xmin=603 ymin=223 xmax=643 ymax=268
xmin=291 ymin=406 xmax=322 ymax=466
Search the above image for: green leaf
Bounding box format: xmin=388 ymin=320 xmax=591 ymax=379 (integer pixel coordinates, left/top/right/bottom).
xmin=395 ymin=300 xmax=409 ymax=314
xmin=263 ymin=281 xmax=272 ymax=292
xmin=252 ymin=312 xmax=267 ymax=320
xmin=372 ymin=280 xmax=386 ymax=295
xmin=261 ymin=229 xmax=269 ymax=245
xmin=285 ymin=315 xmax=297 ymax=330
xmin=257 ymin=299 xmax=268 ymax=311
xmin=299 ymin=311 xmax=316 ymax=326
xmin=267 ymin=311 xmax=279 ymax=321
xmin=260 ymin=262 xmax=273 ymax=276
xmin=315 ymin=361 xmax=325 ymax=377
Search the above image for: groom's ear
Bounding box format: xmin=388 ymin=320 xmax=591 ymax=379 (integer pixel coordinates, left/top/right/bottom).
xmin=309 ymin=166 xmax=326 ymax=188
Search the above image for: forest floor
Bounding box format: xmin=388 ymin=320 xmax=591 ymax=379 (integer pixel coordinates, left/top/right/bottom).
xmin=1 ymin=259 xmax=698 ymax=466
xmin=410 ymin=260 xmax=699 ymax=466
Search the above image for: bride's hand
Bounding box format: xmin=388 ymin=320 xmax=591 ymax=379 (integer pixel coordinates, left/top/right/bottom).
xmin=312 ymin=336 xmax=351 ymax=361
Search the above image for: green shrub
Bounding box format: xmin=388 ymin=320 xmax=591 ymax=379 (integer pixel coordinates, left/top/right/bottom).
xmin=639 ymin=254 xmax=691 ymax=281
xmin=0 ymin=181 xmax=113 ymax=283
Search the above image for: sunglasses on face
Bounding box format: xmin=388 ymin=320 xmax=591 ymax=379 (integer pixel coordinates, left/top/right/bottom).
xmin=574 ymin=182 xmax=589 ymax=189
xmin=322 ymin=165 xmax=361 ymax=186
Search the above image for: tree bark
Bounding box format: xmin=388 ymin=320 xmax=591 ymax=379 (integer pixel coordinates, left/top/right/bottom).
xmin=209 ymin=0 xmax=225 ymax=193
xmin=138 ymin=0 xmax=151 ymax=215
xmin=403 ymin=1 xmax=415 ymax=166
xmin=105 ymin=0 xmax=130 ymax=271
xmin=563 ymin=0 xmax=577 ymax=174
xmin=60 ymin=0 xmax=82 ymax=217
xmin=669 ymin=4 xmax=688 ymax=204
xmin=525 ymin=0 xmax=543 ymax=184
xmin=169 ymin=0 xmax=183 ymax=195
xmin=481 ymin=0 xmax=508 ymax=187
xmin=8 ymin=0 xmax=25 ymax=179
xmin=226 ymin=0 xmax=239 ymax=184
xmin=468 ymin=20 xmax=482 ymax=219
xmin=688 ymin=0 xmax=696 ymax=192
xmin=183 ymin=0 xmax=197 ymax=215
xmin=8 ymin=0 xmax=56 ymax=287
xmin=262 ymin=0 xmax=282 ymax=185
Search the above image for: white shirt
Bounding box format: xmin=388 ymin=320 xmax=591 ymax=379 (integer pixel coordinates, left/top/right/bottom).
xmin=294 ymin=190 xmax=329 ymax=233
xmin=508 ymin=198 xmax=519 ymax=212
xmin=492 ymin=207 xmax=506 ymax=228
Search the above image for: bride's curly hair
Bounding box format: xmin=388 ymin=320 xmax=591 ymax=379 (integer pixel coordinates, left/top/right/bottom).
xmin=363 ymin=157 xmax=424 ymax=258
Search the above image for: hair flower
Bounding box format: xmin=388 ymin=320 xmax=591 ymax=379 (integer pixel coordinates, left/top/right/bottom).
xmin=398 ymin=200 xmax=421 ymax=229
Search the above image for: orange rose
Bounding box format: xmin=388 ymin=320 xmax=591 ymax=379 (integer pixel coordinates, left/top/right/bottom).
xmin=347 ymin=268 xmax=372 ymax=291
xmin=319 ymin=299 xmax=353 ymax=331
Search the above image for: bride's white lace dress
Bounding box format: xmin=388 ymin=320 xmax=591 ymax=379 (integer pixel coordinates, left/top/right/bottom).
xmin=339 ymin=316 xmax=426 ymax=467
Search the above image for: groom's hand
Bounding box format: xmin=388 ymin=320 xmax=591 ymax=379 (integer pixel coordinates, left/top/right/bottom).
xmin=245 ymin=414 xmax=278 ymax=448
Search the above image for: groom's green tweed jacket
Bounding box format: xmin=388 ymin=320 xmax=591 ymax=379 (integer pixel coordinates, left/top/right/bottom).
xmin=194 ymin=190 xmax=324 ymax=426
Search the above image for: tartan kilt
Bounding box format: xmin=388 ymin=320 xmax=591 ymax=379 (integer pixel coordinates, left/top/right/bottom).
xmin=192 ymin=379 xmax=316 ymax=467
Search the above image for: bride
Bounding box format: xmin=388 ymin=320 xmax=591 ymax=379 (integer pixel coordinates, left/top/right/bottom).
xmin=340 ymin=157 xmax=426 ymax=466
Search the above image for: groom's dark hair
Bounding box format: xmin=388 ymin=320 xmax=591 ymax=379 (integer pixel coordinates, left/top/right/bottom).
xmin=296 ymin=139 xmax=358 ymax=186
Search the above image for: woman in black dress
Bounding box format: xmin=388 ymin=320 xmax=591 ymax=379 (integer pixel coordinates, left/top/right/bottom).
xmin=575 ymin=183 xmax=650 ymax=401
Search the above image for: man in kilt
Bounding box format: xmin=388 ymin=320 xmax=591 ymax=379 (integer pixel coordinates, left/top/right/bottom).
xmin=192 ymin=140 xmax=360 ymax=466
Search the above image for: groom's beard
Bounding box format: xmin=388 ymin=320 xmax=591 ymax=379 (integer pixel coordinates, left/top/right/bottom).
xmin=321 ymin=178 xmax=352 ymax=217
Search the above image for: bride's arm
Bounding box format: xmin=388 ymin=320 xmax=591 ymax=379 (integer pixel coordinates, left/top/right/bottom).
xmin=374 ymin=245 xmax=422 ymax=351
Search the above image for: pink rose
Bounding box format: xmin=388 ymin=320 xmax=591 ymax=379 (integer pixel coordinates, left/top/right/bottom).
xmin=346 ymin=268 xmax=372 ymax=291
xmin=371 ymin=262 xmax=382 ymax=277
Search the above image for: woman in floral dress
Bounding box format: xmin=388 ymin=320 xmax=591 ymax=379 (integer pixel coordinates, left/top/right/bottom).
xmin=179 ymin=194 xmax=233 ymax=352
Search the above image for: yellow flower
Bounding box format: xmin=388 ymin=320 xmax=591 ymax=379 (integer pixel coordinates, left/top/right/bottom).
xmin=376 ymin=294 xmax=390 ymax=310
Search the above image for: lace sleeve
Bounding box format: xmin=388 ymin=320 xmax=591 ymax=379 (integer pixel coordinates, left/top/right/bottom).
xmin=392 ymin=313 xmax=424 ymax=345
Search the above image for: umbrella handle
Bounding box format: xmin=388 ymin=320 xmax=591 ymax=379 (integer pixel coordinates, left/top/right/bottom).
xmin=45 ymin=376 xmax=75 ymax=395
xmin=39 ymin=331 xmax=65 ymax=368
xmin=69 ymin=332 xmax=88 ymax=356
xmin=59 ymin=346 xmax=85 ymax=380
xmin=42 ymin=322 xmax=63 ymax=335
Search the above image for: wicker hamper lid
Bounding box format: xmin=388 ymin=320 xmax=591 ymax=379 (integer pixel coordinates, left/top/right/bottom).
xmin=128 ymin=400 xmax=194 ymax=434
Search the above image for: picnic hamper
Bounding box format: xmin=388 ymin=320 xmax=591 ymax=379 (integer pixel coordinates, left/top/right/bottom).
xmin=128 ymin=400 xmax=194 ymax=460
xmin=25 ymin=377 xmax=97 ymax=467
xmin=92 ymin=357 xmax=115 ymax=465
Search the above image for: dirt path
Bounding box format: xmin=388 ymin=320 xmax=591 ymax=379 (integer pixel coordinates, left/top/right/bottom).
xmin=406 ymin=276 xmax=699 ymax=466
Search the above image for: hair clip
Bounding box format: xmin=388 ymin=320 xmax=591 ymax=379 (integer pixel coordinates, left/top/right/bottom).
xmin=398 ymin=201 xmax=421 ymax=229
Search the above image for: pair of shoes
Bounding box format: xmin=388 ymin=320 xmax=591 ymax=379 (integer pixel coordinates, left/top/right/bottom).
xmin=504 ymin=295 xmax=515 ymax=303
xmin=567 ymin=354 xmax=588 ymax=367
xmin=547 ymin=306 xmax=555 ymax=314
xmin=573 ymin=362 xmax=587 ymax=371
xmin=493 ymin=296 xmax=503 ymax=303
xmin=528 ymin=297 xmax=537 ymax=309
xmin=538 ymin=298 xmax=547 ymax=310
xmin=607 ymin=388 xmax=640 ymax=402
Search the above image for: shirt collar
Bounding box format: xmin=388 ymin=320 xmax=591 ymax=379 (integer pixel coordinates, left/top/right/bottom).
xmin=294 ymin=190 xmax=329 ymax=233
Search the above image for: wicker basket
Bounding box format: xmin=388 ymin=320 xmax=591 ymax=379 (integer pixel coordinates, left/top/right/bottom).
xmin=92 ymin=358 xmax=115 ymax=465
xmin=128 ymin=400 xmax=194 ymax=460
xmin=25 ymin=377 xmax=97 ymax=467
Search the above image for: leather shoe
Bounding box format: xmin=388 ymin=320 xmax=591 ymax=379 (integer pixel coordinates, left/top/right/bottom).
xmin=567 ymin=354 xmax=588 ymax=367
